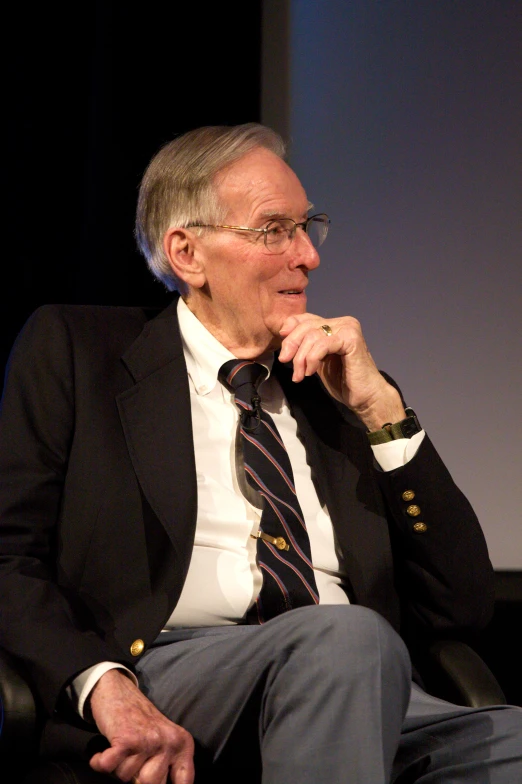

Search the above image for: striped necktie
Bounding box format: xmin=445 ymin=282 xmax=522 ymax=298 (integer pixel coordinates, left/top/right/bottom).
xmin=219 ymin=359 xmax=319 ymax=623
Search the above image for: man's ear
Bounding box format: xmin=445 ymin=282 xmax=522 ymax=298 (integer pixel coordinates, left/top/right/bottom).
xmin=163 ymin=227 xmax=206 ymax=289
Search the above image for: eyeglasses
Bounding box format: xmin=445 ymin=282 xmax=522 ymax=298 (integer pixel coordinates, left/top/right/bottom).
xmin=186 ymin=213 xmax=330 ymax=254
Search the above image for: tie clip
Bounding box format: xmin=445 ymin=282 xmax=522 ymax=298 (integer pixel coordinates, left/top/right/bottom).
xmin=251 ymin=532 xmax=289 ymax=551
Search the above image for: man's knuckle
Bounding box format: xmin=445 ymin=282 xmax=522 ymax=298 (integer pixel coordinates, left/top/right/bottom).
xmin=170 ymin=726 xmax=192 ymax=749
xmin=184 ymin=733 xmax=195 ymax=753
xmin=146 ymin=727 xmax=165 ymax=751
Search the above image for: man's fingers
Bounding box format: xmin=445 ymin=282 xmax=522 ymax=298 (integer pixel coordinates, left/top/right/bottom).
xmin=278 ymin=314 xmax=327 ymax=358
xmin=169 ymin=733 xmax=195 ymax=784
xmin=283 ymin=319 xmax=346 ymax=381
xmin=90 ymin=747 xmax=145 ymax=780
xmin=114 ymin=753 xmax=152 ymax=783
xmin=90 ymin=746 xmax=128 ymax=774
xmin=279 ymin=315 xmax=368 ymax=379
xmin=279 ymin=315 xmax=352 ymax=366
xmin=126 ymin=752 xmax=169 ymax=784
xmin=91 ymin=746 xmax=194 ymax=784
xmin=90 ymin=730 xmax=194 ymax=784
xmin=291 ymin=332 xmax=343 ymax=381
xmin=170 ymin=754 xmax=195 ymax=784
xmin=279 ymin=321 xmax=327 ymax=364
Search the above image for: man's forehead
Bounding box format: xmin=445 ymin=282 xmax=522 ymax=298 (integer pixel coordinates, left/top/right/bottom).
xmin=215 ymin=147 xmax=310 ymax=218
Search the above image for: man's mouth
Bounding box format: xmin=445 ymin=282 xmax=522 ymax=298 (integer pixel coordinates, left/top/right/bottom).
xmin=278 ymin=289 xmax=305 ymax=296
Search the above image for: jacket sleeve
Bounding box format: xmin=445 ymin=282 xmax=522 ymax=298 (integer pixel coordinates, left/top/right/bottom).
xmin=374 ymin=429 xmax=495 ymax=641
xmin=0 ymin=306 xmax=132 ymax=717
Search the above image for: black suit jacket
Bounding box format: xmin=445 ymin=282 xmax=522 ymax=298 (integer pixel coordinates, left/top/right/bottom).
xmin=0 ymin=298 xmax=494 ymax=747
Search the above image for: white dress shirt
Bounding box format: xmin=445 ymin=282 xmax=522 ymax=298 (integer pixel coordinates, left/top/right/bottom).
xmin=167 ymin=298 xmax=353 ymax=625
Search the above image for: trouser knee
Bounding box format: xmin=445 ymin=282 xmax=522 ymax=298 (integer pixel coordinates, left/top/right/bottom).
xmin=265 ymin=604 xmax=411 ymax=686
xmin=260 ymin=605 xmax=412 ymax=749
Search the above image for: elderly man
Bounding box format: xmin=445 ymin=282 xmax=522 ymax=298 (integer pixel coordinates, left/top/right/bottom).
xmin=0 ymin=123 xmax=520 ymax=784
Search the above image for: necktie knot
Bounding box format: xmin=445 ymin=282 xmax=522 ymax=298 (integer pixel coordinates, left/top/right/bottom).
xmin=219 ymin=359 xmax=268 ymax=433
xmin=218 ymin=359 xmax=267 ymax=397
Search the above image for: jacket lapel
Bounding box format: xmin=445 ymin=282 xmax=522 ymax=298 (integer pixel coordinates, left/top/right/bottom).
xmin=117 ymin=298 xmax=197 ymax=568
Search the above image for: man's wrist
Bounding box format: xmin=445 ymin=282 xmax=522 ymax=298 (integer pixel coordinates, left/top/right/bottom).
xmin=351 ymin=382 xmax=406 ymax=432
xmin=68 ymin=662 xmax=138 ymax=721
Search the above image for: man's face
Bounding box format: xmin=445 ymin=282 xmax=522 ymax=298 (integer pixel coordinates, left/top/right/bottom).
xmin=188 ymin=147 xmax=320 ymax=357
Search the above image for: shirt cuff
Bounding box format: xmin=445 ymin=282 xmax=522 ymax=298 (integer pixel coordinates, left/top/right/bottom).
xmin=67 ymin=662 xmax=139 ymax=720
xmin=371 ymin=430 xmax=425 ymax=472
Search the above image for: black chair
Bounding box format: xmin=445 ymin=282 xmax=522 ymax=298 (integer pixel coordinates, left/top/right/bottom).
xmin=0 ymin=639 xmax=506 ymax=784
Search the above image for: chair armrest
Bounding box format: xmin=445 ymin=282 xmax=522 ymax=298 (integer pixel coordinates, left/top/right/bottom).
xmin=0 ymin=648 xmax=38 ymax=755
xmin=422 ymin=640 xmax=506 ymax=708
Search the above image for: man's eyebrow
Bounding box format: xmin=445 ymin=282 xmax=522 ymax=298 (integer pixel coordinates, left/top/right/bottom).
xmin=258 ymin=203 xmax=315 ymax=222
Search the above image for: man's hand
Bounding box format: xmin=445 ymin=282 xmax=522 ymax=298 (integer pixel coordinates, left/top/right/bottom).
xmin=278 ymin=313 xmax=406 ymax=432
xmin=89 ymin=669 xmax=194 ymax=784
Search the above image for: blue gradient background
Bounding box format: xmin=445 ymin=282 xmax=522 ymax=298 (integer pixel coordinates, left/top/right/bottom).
xmin=265 ymin=0 xmax=521 ymax=567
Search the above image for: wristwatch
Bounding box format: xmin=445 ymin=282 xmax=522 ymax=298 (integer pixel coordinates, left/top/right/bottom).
xmin=367 ymin=408 xmax=422 ymax=445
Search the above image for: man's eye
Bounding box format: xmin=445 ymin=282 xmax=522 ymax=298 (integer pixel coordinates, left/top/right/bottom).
xmin=266 ymin=222 xmax=285 ymax=236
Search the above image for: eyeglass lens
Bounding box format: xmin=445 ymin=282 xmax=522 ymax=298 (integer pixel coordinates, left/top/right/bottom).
xmin=264 ymin=215 xmax=329 ymax=251
xmin=306 ymin=215 xmax=329 ymax=248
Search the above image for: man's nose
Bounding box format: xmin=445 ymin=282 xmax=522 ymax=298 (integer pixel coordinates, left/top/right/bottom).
xmin=290 ymin=229 xmax=321 ymax=270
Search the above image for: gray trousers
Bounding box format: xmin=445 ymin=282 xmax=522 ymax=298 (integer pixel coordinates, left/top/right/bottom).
xmin=137 ymin=605 xmax=522 ymax=783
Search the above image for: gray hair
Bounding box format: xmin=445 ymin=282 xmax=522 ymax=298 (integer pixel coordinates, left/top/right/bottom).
xmin=135 ymin=123 xmax=287 ymax=291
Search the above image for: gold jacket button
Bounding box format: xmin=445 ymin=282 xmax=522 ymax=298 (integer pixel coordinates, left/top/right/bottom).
xmin=406 ymin=504 xmax=421 ymax=517
xmin=130 ymin=639 xmax=145 ymax=657
xmin=413 ymin=522 xmax=428 ymax=533
xmin=402 ymin=490 xmax=415 ymax=502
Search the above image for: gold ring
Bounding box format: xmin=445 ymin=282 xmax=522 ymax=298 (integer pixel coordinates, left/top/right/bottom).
xmin=320 ymin=324 xmax=333 ymax=336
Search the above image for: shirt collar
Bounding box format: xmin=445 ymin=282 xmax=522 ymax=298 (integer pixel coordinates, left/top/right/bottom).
xmin=177 ymin=298 xmax=274 ymax=396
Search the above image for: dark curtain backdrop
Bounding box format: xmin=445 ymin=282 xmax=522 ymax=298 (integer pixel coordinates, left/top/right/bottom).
xmin=4 ymin=1 xmax=262 ymax=375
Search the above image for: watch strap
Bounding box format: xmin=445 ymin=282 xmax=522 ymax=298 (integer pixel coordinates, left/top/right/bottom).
xmin=367 ymin=408 xmax=421 ymax=445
